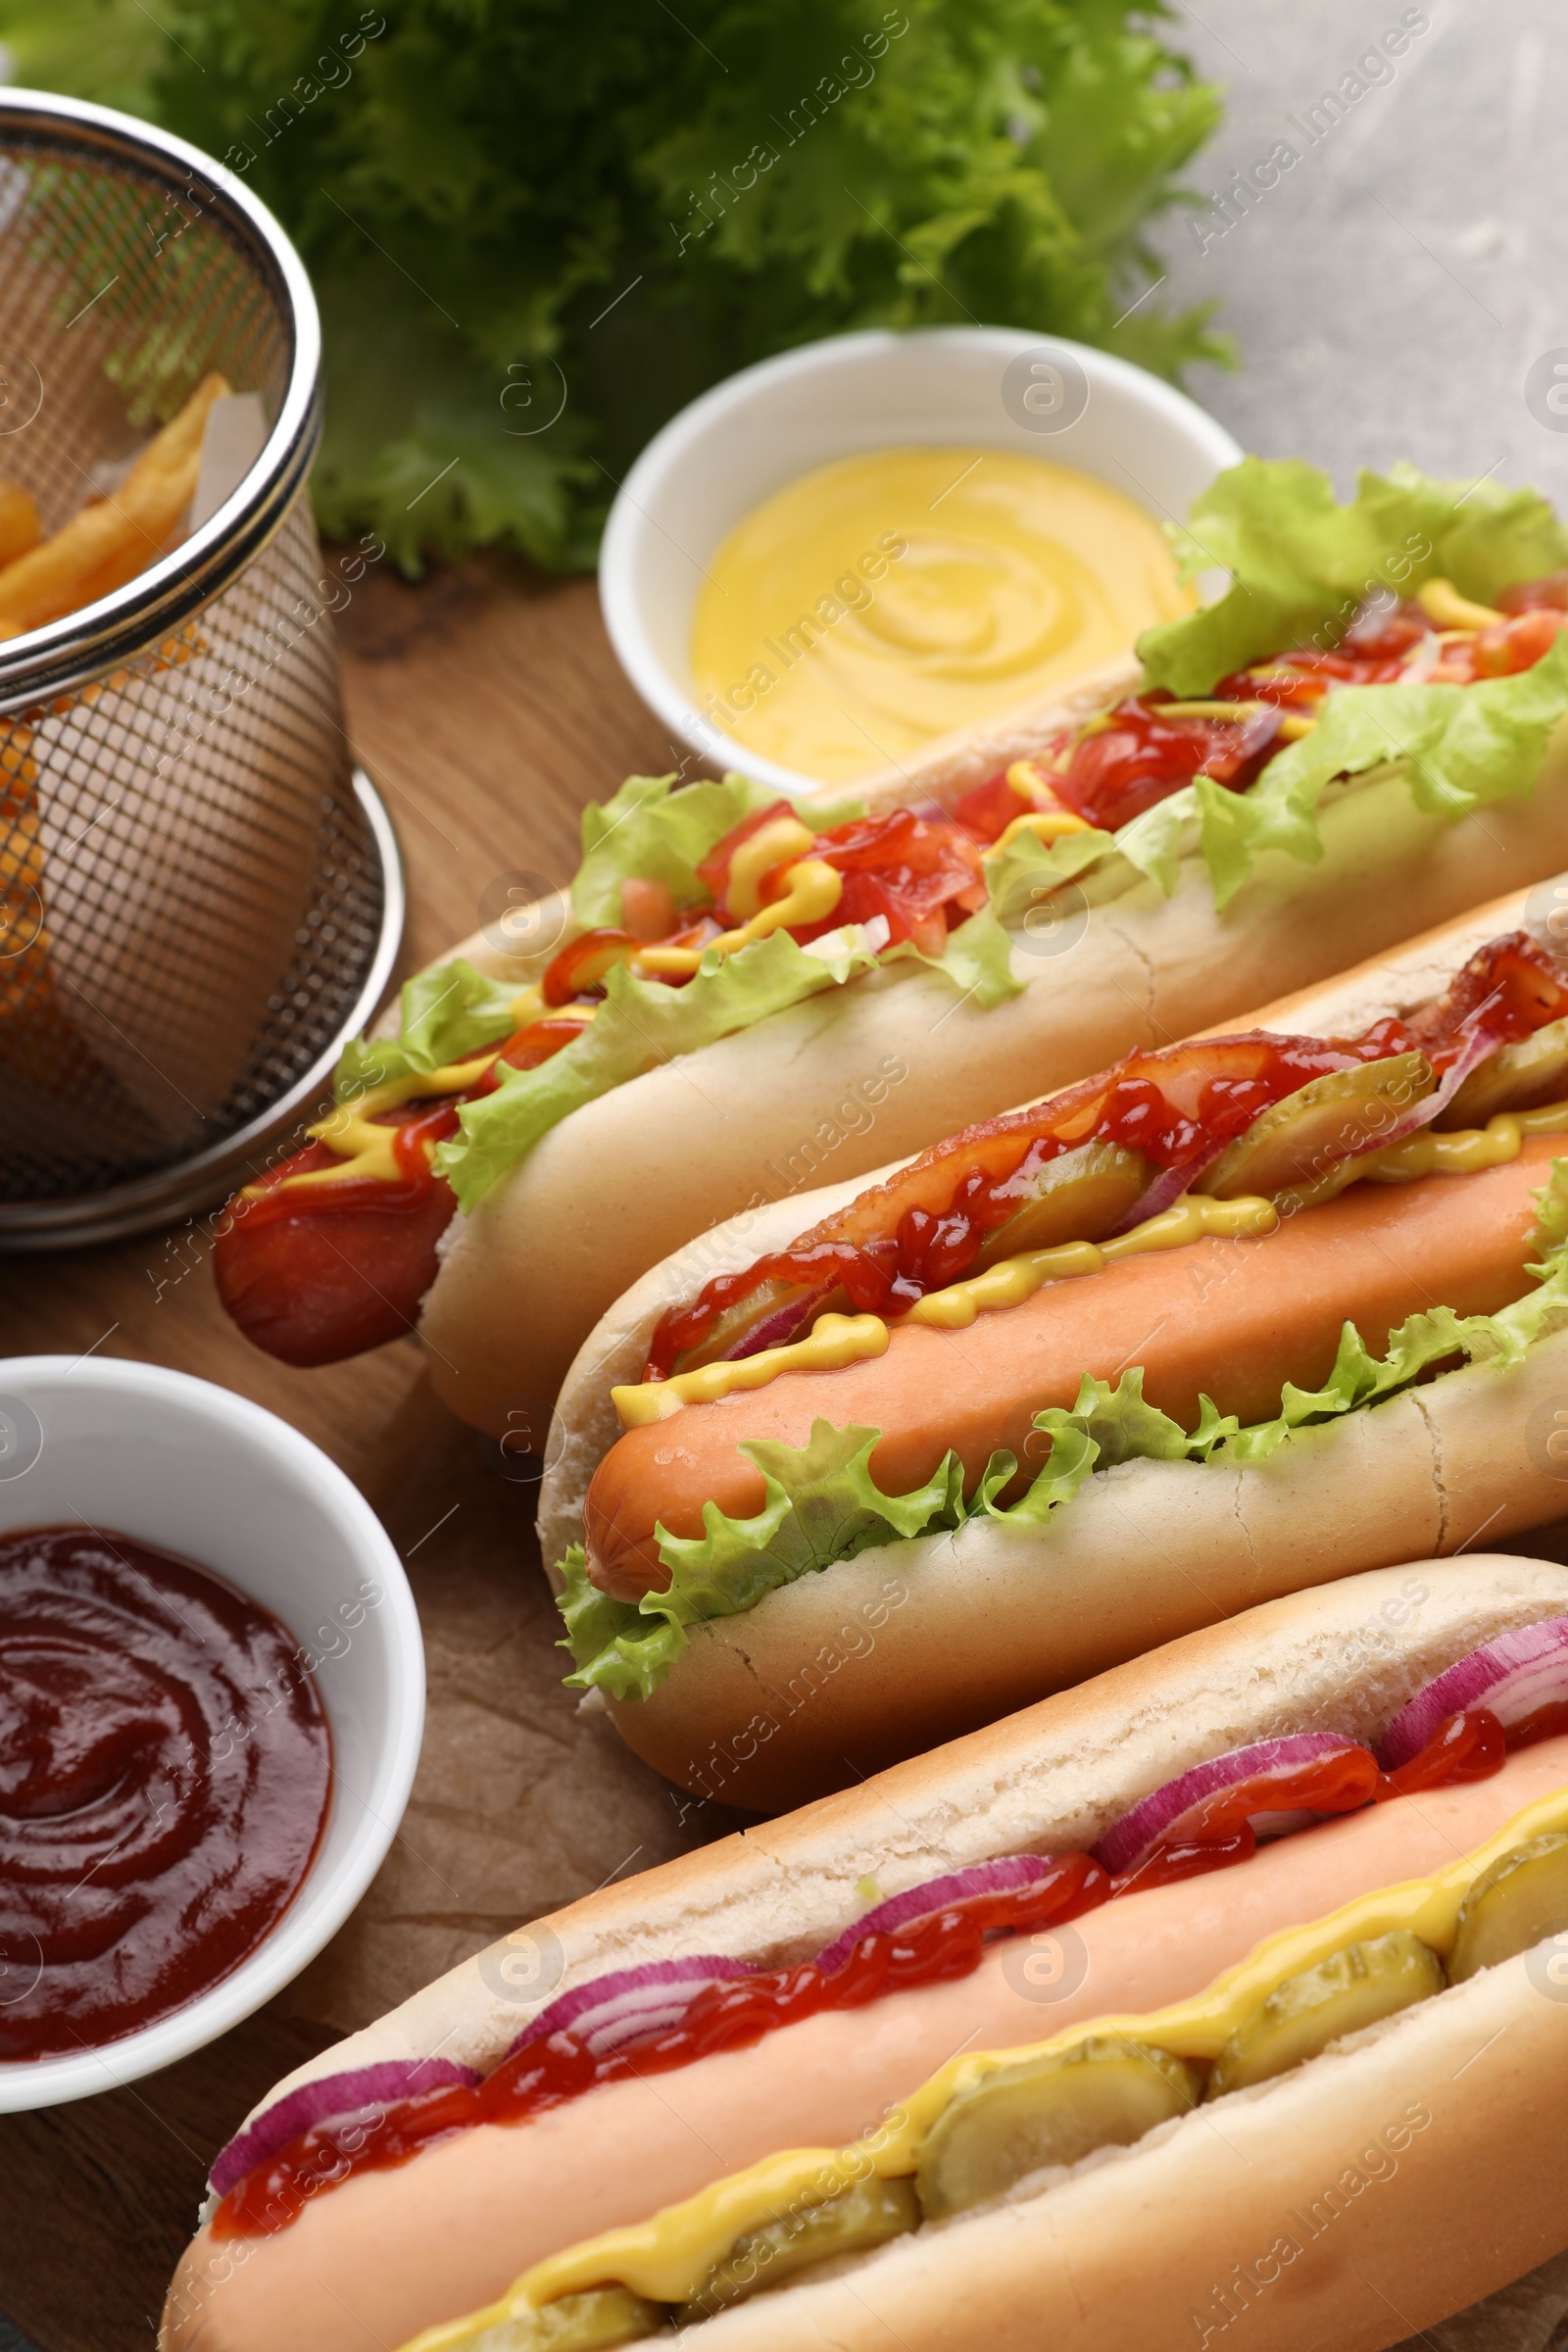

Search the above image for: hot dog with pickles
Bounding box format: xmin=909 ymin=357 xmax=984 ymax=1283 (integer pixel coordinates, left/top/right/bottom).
xmin=539 ymin=889 xmax=1568 ymax=1803
xmin=215 ymin=462 xmax=1568 ymax=1437
xmin=162 ymin=1560 xmax=1568 ymax=2352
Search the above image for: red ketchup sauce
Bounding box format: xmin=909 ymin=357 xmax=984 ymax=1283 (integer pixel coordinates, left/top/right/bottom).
xmin=645 ymin=929 xmax=1568 ymax=1379
xmin=0 ymin=1527 xmax=331 ymax=2062
xmin=213 ymin=1710 xmax=1516 ymax=2237
xmin=218 ymin=588 xmax=1568 ymax=1371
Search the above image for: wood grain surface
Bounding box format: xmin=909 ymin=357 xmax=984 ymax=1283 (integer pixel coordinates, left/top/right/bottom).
xmin=0 ymin=555 xmax=748 ymax=2352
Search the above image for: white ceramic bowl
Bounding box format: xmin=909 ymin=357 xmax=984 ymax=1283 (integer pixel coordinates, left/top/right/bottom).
xmin=0 ymin=1356 xmax=423 ymax=2110
xmin=600 ymin=325 xmax=1244 ymax=798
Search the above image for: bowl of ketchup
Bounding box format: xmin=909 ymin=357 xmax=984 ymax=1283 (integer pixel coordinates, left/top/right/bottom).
xmin=0 ymin=1355 xmax=422 ymax=2110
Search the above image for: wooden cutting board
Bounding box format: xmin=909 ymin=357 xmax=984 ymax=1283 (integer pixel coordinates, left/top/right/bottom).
xmin=0 ymin=554 xmax=752 ymax=2352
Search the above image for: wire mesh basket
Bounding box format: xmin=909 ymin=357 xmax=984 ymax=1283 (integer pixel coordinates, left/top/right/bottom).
xmin=0 ymin=90 xmax=400 ymax=1246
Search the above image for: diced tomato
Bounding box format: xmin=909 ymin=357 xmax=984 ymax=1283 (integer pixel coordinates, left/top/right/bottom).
xmin=1210 ymin=665 xmax=1327 ymax=708
xmin=1473 ymin=607 xmax=1563 ymax=678
xmin=541 ymin=927 xmax=639 ymax=1006
xmin=1054 ymin=701 xmax=1282 ymax=833
xmin=787 ymin=808 xmax=984 ymax=952
xmin=619 ymin=876 xmax=677 ymax=940
xmin=499 ymin=1017 xmax=593 ymax=1070
xmin=1499 ymin=572 xmax=1568 ymax=615
xmin=951 ymin=769 xmax=1060 ymax=844
xmin=695 ymin=799 xmax=794 ymax=908
xmin=1338 ymin=599 xmax=1433 ymax=662
xmin=1253 ymin=598 xmax=1435 ymax=687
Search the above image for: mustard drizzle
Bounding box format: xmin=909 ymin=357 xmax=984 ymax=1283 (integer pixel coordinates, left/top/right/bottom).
xmin=610 ymin=1099 xmax=1568 ymax=1428
xmin=401 ymin=1785 xmax=1568 ymax=2344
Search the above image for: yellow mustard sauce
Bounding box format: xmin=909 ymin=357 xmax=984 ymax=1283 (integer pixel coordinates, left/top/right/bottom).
xmin=610 ymin=1100 xmax=1568 ymax=1428
xmin=689 ymin=447 xmax=1196 ymax=783
xmin=403 ymin=1785 xmax=1568 ymax=2344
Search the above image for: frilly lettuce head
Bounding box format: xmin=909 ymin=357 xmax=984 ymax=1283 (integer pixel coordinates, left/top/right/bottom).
xmin=559 ymin=1162 xmax=1568 ymax=1700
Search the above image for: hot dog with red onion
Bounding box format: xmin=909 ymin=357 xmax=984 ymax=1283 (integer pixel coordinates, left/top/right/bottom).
xmin=162 ymin=1560 xmax=1568 ymax=2352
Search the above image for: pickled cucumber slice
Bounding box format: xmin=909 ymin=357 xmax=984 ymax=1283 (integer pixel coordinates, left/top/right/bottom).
xmin=974 ymin=1141 xmax=1149 ymax=1269
xmin=1207 ymin=1932 xmax=1444 ymax=2099
xmin=1444 ymin=1016 xmax=1568 ymax=1127
xmin=1447 ymin=1833 xmax=1568 ymax=1983
xmin=916 ymin=2035 xmax=1201 ymax=2220
xmin=470 ymin=2285 xmax=664 ymax=2349
xmin=1196 ymin=1054 xmax=1432 ymax=1201
xmin=675 ymin=2176 xmax=919 ymax=2323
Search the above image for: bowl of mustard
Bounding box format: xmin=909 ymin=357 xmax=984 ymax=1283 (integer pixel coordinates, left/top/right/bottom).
xmin=599 ymin=325 xmax=1243 ymax=797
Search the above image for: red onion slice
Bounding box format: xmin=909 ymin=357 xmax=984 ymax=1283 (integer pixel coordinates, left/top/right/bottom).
xmin=1109 ymin=1148 xmax=1228 ymax=1235
xmin=1092 ymin=1736 xmax=1374 ymax=1876
xmin=501 ymin=1955 xmax=754 ymax=2062
xmin=813 ymin=1856 xmax=1057 ymax=1977
xmin=1358 ymin=1016 xmax=1505 ymax=1157
xmin=724 ymin=1279 xmax=838 ymax=1362
xmin=1381 ymin=1616 xmax=1568 ymax=1767
xmin=210 ymin=2059 xmax=482 ymax=2198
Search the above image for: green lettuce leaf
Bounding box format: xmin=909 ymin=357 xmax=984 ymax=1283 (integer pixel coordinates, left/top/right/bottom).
xmin=980 ymin=466 xmax=1568 ymax=915
xmin=335 ymin=960 xmax=523 ymax=1101
xmin=19 ymin=0 xmax=1228 ymax=574
xmin=1139 ymin=459 xmax=1568 ymax=699
xmin=980 ymin=823 xmax=1118 ymax=926
xmin=916 ymin=902 xmax=1023 ymax=1008
xmin=435 ymin=924 xmax=890 ymax=1210
xmin=559 ymin=1162 xmax=1568 ymax=1699
xmin=1188 ymin=631 xmax=1568 ymax=909
xmin=572 ymin=772 xmax=781 ymax=927
xmin=560 ymin=1421 xmax=962 ymax=1701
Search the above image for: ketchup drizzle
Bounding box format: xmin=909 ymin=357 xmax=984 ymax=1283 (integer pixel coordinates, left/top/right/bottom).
xmin=212 ymin=1711 xmax=1528 ymax=2240
xmin=235 ymin=589 xmax=1568 ymax=1246
xmin=644 ymin=930 xmax=1568 ymax=1379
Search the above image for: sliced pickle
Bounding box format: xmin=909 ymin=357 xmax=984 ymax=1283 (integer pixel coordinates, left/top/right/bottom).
xmin=974 ymin=1141 xmax=1148 ymax=1270
xmin=675 ymin=2177 xmax=920 ymax=2323
xmin=1447 ymin=1833 xmax=1568 ymax=1983
xmin=915 ymin=2035 xmax=1200 ymax=2220
xmin=476 ymin=2286 xmax=664 ymax=2350
xmin=670 ymin=1274 xmax=843 ymax=1375
xmin=1206 ymin=1932 xmax=1444 ymax=2099
xmin=1196 ymin=1053 xmax=1432 ymax=1201
xmin=1442 ymin=1016 xmax=1568 ymax=1128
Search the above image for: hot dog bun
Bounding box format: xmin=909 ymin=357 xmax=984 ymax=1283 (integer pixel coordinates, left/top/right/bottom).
xmin=620 ymin=1947 xmax=1568 ymax=2352
xmin=538 ymin=879 xmax=1568 ymax=1805
xmin=163 ymin=1558 xmax=1568 ymax=2352
xmin=412 ymin=691 xmax=1568 ymax=1440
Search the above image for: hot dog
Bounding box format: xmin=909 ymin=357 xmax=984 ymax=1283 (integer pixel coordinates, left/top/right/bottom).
xmin=537 ymin=886 xmax=1568 ymax=1805
xmin=163 ymin=1560 xmax=1568 ymax=2352
xmin=213 ymin=461 xmax=1568 ymax=1439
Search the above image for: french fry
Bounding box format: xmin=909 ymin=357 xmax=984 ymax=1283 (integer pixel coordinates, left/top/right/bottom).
xmin=0 ymin=372 xmax=230 ymax=633
xmin=0 ymin=480 xmax=40 ymax=570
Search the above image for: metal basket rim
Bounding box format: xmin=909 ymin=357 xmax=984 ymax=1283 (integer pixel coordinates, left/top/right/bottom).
xmin=0 ymin=86 xmax=323 ymax=716
xmin=0 ymin=767 xmax=404 ymax=1246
